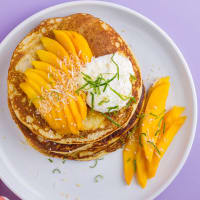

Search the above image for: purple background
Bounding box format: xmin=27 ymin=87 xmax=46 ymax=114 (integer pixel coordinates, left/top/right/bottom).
xmin=0 ymin=0 xmax=199 ymax=199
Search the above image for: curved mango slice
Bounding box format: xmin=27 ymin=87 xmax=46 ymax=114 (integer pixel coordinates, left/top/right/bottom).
xmin=32 ymin=61 xmax=64 ymax=82
xmin=41 ymin=37 xmax=70 ymax=64
xmin=63 ymin=102 xmax=79 ymax=135
xmin=148 ymin=115 xmax=186 ymax=178
xmin=26 ymin=68 xmax=55 ymax=84
xmin=20 ymin=82 xmax=59 ymax=130
xmin=123 ymin=130 xmax=138 ymax=185
xmin=64 ymin=31 xmax=93 ymax=64
xmin=54 ymin=102 xmax=70 ymax=134
xmin=23 ymin=70 xmax=65 ymax=130
xmin=136 ymin=147 xmax=148 ymax=188
xmin=68 ymin=96 xmax=83 ymax=130
xmin=76 ymin=95 xmax=87 ymax=120
xmin=145 ymin=77 xmax=170 ymax=107
xmin=140 ymin=78 xmax=170 ymax=162
xmin=32 ymin=61 xmax=54 ymax=72
xmin=53 ymin=30 xmax=78 ymax=58
xmin=164 ymin=106 xmax=185 ymax=130
xmin=36 ymin=50 xmax=69 ymax=75
xmin=25 ymin=69 xmax=51 ymax=91
xmin=26 ymin=78 xmax=42 ymax=94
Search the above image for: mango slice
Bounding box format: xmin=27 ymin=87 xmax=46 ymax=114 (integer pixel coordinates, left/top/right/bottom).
xmin=32 ymin=61 xmax=54 ymax=72
xmin=41 ymin=37 xmax=70 ymax=64
xmin=32 ymin=61 xmax=64 ymax=82
xmin=148 ymin=115 xmax=186 ymax=178
xmin=64 ymin=31 xmax=93 ymax=64
xmin=37 ymin=50 xmax=69 ymax=74
xmin=76 ymin=95 xmax=87 ymax=120
xmin=140 ymin=78 xmax=170 ymax=162
xmin=53 ymin=30 xmax=78 ymax=58
xmin=68 ymin=96 xmax=83 ymax=130
xmin=63 ymin=102 xmax=79 ymax=135
xmin=20 ymin=82 xmax=59 ymax=130
xmin=24 ymin=69 xmax=51 ymax=91
xmin=164 ymin=106 xmax=185 ymax=130
xmin=136 ymin=147 xmax=148 ymax=188
xmin=123 ymin=129 xmax=138 ymax=185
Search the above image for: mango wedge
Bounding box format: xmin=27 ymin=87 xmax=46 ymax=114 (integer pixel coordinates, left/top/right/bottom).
xmin=145 ymin=77 xmax=170 ymax=107
xmin=68 ymin=96 xmax=83 ymax=130
xmin=123 ymin=130 xmax=138 ymax=185
xmin=76 ymin=95 xmax=87 ymax=120
xmin=26 ymin=68 xmax=55 ymax=84
xmin=148 ymin=115 xmax=186 ymax=178
xmin=136 ymin=147 xmax=148 ymax=188
xmin=141 ymin=78 xmax=170 ymax=162
xmin=63 ymin=102 xmax=79 ymax=135
xmin=32 ymin=61 xmax=54 ymax=72
xmin=164 ymin=106 xmax=185 ymax=130
xmin=20 ymin=82 xmax=59 ymax=130
xmin=26 ymin=79 xmax=42 ymax=95
xmin=32 ymin=61 xmax=65 ymax=82
xmin=41 ymin=37 xmax=70 ymax=64
xmin=53 ymin=30 xmax=78 ymax=58
xmin=64 ymin=31 xmax=93 ymax=64
xmin=24 ymin=69 xmax=51 ymax=91
xmin=37 ymin=50 xmax=69 ymax=74
xmin=20 ymin=82 xmax=40 ymax=104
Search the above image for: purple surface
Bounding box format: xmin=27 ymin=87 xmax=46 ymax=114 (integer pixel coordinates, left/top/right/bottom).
xmin=0 ymin=0 xmax=199 ymax=199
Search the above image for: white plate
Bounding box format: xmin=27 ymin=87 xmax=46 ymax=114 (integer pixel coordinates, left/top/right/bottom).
xmin=0 ymin=1 xmax=197 ymax=200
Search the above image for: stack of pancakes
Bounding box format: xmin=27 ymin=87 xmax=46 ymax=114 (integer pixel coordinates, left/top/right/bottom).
xmin=7 ymin=14 xmax=145 ymax=160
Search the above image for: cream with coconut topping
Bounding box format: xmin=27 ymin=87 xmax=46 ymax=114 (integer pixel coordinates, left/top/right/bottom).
xmin=79 ymin=52 xmax=135 ymax=113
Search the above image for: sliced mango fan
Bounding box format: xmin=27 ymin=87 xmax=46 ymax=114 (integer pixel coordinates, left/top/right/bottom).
xmin=20 ymin=30 xmax=93 ymax=135
xmin=123 ymin=77 xmax=187 ymax=188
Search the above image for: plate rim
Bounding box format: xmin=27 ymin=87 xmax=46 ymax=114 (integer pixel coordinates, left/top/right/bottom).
xmin=0 ymin=1 xmax=197 ymax=200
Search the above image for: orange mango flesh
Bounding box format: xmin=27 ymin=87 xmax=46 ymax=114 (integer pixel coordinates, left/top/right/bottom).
xmin=20 ymin=30 xmax=93 ymax=135
xmin=147 ymin=107 xmax=186 ymax=178
xmin=136 ymin=147 xmax=148 ymax=188
xmin=123 ymin=77 xmax=186 ymax=188
xmin=41 ymin=37 xmax=70 ymax=64
xmin=20 ymin=82 xmax=59 ymax=130
xmin=53 ymin=30 xmax=78 ymax=58
xmin=141 ymin=77 xmax=170 ymax=162
xmin=64 ymin=31 xmax=93 ymax=64
xmin=123 ymin=129 xmax=139 ymax=185
xmin=36 ymin=50 xmax=69 ymax=75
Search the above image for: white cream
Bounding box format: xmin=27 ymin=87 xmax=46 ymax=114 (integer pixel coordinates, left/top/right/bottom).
xmin=79 ymin=52 xmax=135 ymax=113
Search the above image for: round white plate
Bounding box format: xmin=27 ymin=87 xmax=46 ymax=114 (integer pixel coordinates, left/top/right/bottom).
xmin=0 ymin=1 xmax=197 ymax=200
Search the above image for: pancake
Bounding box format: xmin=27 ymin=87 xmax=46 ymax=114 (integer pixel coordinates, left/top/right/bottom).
xmin=8 ymin=85 xmax=145 ymax=160
xmin=8 ymin=13 xmax=143 ymax=145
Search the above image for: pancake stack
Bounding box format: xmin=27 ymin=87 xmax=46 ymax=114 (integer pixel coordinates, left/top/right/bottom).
xmin=7 ymin=13 xmax=144 ymax=160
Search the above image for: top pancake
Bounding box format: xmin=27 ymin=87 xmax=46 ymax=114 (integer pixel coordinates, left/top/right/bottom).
xmin=8 ymin=13 xmax=143 ymax=144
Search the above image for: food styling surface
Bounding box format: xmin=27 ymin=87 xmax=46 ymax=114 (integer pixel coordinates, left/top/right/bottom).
xmin=0 ymin=0 xmax=199 ymax=200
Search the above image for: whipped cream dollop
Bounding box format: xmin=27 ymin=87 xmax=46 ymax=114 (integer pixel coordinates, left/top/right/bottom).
xmin=78 ymin=52 xmax=135 ymax=113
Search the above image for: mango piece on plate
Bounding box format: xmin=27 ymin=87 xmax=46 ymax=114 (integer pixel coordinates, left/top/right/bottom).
xmin=76 ymin=95 xmax=87 ymax=120
xmin=140 ymin=78 xmax=170 ymax=162
xmin=25 ymin=69 xmax=51 ymax=91
xmin=136 ymin=147 xmax=148 ymax=188
xmin=148 ymin=115 xmax=186 ymax=178
xmin=36 ymin=50 xmax=69 ymax=75
xmin=123 ymin=129 xmax=138 ymax=185
xmin=64 ymin=31 xmax=93 ymax=64
xmin=53 ymin=30 xmax=78 ymax=58
xmin=41 ymin=37 xmax=70 ymax=64
xmin=63 ymin=102 xmax=79 ymax=135
xmin=68 ymin=96 xmax=83 ymax=130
